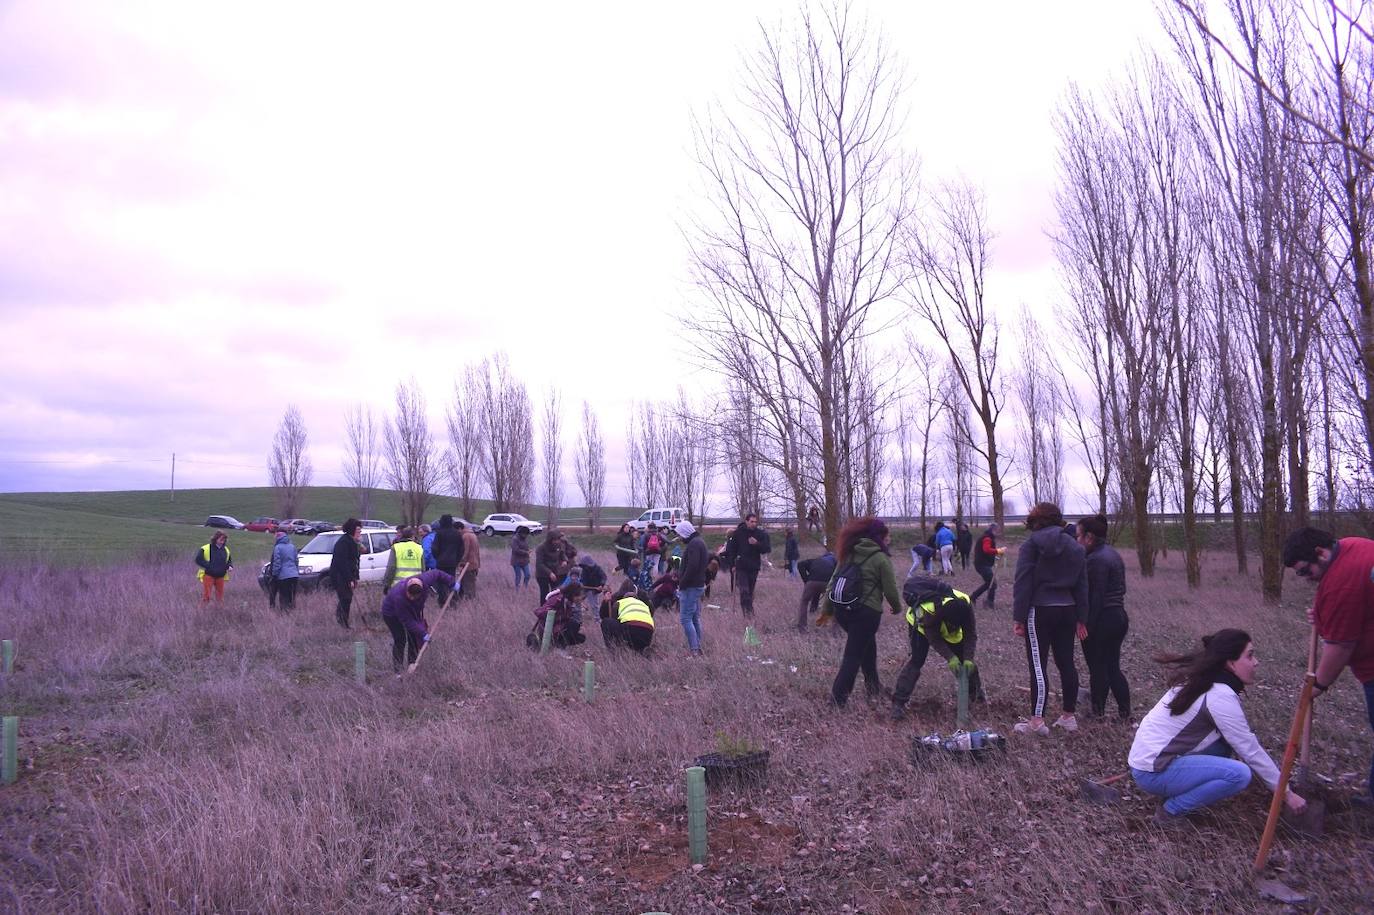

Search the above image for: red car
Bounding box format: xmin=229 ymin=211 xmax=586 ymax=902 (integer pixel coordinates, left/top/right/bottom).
xmin=244 ymin=517 xmax=280 ymax=533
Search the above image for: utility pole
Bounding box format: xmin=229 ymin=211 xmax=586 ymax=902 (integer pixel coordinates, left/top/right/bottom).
xmin=170 ymin=452 xmax=176 ymax=502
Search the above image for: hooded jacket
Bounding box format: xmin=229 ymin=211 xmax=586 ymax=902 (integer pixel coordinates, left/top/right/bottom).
xmin=1012 ymin=526 xmax=1088 ymax=624
xmin=509 ymin=530 xmax=531 ymax=567
xmin=535 ymin=537 xmax=568 ymax=582
xmin=1084 ymin=541 xmax=1127 ymax=628
xmin=679 ymin=532 xmax=710 ymax=588
xmin=432 ymin=524 xmax=464 ymax=571
xmin=269 ymin=532 xmax=299 ymax=580
xmin=821 ymin=538 xmax=903 ymax=617
xmin=330 ymin=532 xmax=361 ymax=587
xmin=973 ymin=527 xmax=1000 ymax=572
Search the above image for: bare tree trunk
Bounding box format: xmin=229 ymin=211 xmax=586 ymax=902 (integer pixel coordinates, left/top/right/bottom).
xmin=574 ymin=401 xmax=607 ymax=532
xmin=384 ymin=380 xmax=440 ymax=527
xmin=540 ymin=389 xmax=563 ymax=527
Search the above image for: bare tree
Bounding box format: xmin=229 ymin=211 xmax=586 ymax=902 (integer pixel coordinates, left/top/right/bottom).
xmin=384 ymin=380 xmax=440 ymax=527
xmin=573 ymin=401 xmax=607 ymax=531
xmin=268 ymin=405 xmax=312 ymax=518
xmin=1167 ymin=0 xmax=1323 ymax=599
xmin=342 ymin=404 xmax=383 ymax=518
xmin=686 ymin=1 xmax=915 ymax=544
xmin=907 ymin=181 xmax=1009 ymax=525
xmin=666 ymin=389 xmax=715 ymax=523
xmin=941 ymin=367 xmax=979 ymax=522
xmin=626 ymin=402 xmax=668 ymax=509
xmin=445 ymin=365 xmax=483 ymax=521
xmin=1053 ymin=67 xmax=1185 ymax=577
xmin=895 ymin=339 xmax=947 ymax=533
xmin=540 ymin=389 xmax=563 ymax=527
xmin=1014 ymin=313 xmax=1066 ymax=507
xmin=473 ymin=353 xmax=534 ymax=512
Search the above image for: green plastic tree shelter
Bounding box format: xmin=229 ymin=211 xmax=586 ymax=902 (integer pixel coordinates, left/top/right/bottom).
xmin=686 ymin=765 xmax=708 ymax=864
xmin=957 ymin=666 xmax=970 ymax=730
xmin=1 ymin=639 xmax=13 ymax=675
xmin=540 ymin=607 xmax=557 ymax=655
xmin=354 ymin=641 xmax=366 ymax=685
xmin=583 ymin=661 xmax=595 ymax=703
xmin=2 ymin=717 xmax=16 ymax=785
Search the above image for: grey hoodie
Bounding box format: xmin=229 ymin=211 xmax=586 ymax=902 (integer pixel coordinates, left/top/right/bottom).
xmin=1012 ymin=526 xmax=1088 ymax=624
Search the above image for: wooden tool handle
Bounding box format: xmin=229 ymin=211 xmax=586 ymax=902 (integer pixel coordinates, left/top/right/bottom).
xmin=1252 ymin=673 xmax=1315 ymax=873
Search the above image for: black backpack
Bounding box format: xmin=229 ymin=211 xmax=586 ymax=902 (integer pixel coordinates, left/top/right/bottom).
xmin=828 ymin=553 xmax=878 ymax=607
xmin=902 ymin=573 xmax=954 ymax=609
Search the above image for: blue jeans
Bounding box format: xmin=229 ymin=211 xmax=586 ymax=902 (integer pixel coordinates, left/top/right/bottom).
xmin=512 ymin=564 xmax=530 ymax=588
xmin=678 ymin=586 xmax=705 ymax=651
xmin=1131 ymin=739 xmax=1251 ymax=815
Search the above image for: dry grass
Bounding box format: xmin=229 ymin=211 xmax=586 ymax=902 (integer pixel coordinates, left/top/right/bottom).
xmin=0 ymin=548 xmax=1371 ymax=914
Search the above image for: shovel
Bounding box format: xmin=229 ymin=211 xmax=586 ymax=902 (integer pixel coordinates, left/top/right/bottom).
xmin=1079 ymin=771 xmax=1129 ymax=805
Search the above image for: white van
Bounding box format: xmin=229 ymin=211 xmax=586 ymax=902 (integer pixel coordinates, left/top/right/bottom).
xmin=628 ymin=507 xmax=688 ymax=532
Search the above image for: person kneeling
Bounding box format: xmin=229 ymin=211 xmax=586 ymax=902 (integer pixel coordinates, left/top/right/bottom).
xmin=1128 ymin=629 xmax=1306 ymax=827
xmin=526 ymin=583 xmax=588 ymax=650
xmin=382 ymin=570 xmax=455 ymax=674
xmin=891 ymin=577 xmax=985 ymax=720
xmin=600 ymin=580 xmax=654 ymax=655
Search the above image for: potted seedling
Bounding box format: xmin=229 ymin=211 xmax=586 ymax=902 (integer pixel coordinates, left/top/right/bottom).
xmin=693 ymin=731 xmax=770 ymax=788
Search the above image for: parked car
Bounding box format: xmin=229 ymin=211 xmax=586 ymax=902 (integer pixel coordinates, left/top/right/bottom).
xmin=203 ymin=515 xmax=246 ymax=530
xmin=478 ymin=513 xmax=544 ymax=536
xmin=429 ymin=516 xmax=477 ymax=532
xmin=244 ymin=517 xmax=280 ymax=533
xmin=278 ymin=518 xmax=314 ymax=535
xmin=628 ymin=507 xmax=689 ymax=532
xmin=308 ymin=520 xmax=339 ymax=534
xmin=277 ymin=527 xmax=400 ymax=591
xmin=359 ymin=519 xmax=390 ymax=529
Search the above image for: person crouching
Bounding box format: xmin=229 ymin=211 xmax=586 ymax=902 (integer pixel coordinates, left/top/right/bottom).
xmin=600 ymin=580 xmax=654 ymax=655
xmin=381 ymin=570 xmax=455 ymax=673
xmin=527 ymin=582 xmax=588 ymax=650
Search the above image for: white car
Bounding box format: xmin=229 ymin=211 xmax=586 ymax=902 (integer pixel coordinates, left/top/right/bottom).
xmin=478 ymin=513 xmax=545 ymax=536
xmin=628 ymin=506 xmax=688 ymax=532
xmin=287 ymin=527 xmax=399 ymax=589
xmin=279 ymin=518 xmax=314 ymax=535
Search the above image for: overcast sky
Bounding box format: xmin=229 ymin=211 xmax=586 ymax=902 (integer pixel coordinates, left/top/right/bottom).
xmin=1 ymin=0 xmax=1164 ymax=510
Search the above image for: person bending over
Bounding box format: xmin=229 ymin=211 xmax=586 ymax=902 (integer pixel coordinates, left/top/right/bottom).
xmin=600 ymin=579 xmax=655 ymax=655
xmin=381 ymin=570 xmax=455 ymax=673
xmin=1129 ymin=629 xmax=1305 ymax=827
xmin=891 ymin=577 xmax=985 ymax=720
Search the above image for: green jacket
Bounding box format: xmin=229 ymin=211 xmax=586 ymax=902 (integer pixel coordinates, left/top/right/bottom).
xmin=822 ymin=538 xmax=903 ymax=616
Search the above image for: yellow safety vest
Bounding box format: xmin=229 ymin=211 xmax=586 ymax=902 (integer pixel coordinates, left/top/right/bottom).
xmin=616 ymin=597 xmax=655 ymax=629
xmin=196 ymin=543 xmax=231 ymax=581
xmin=905 ymin=589 xmax=970 ymax=645
xmin=391 ymin=541 xmax=425 ymax=582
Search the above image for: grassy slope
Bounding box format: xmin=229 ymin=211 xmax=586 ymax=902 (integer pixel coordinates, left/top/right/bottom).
xmin=0 ymin=487 xmax=643 ymax=566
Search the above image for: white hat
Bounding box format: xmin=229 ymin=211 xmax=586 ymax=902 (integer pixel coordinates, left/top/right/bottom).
xmin=675 ymin=521 xmax=696 ymax=539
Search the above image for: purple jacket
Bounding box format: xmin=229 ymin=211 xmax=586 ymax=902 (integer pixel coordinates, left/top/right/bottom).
xmin=381 ymin=569 xmax=455 ymax=640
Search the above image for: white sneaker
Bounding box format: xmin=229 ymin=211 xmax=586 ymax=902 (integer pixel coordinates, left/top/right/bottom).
xmin=1013 ymin=720 xmax=1050 ymax=737
xmin=1053 ymin=715 xmax=1079 ymax=732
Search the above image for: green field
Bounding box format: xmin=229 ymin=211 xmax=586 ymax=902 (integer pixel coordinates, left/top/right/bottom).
xmin=0 ymin=487 xmax=643 ymax=567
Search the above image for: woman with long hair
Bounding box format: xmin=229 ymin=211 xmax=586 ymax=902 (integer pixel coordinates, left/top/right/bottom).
xmin=1012 ymin=501 xmax=1087 ymax=735
xmin=1077 ymin=514 xmax=1130 ymax=719
xmin=1128 ymin=629 xmax=1306 ymax=826
xmin=820 ymin=516 xmax=904 ymax=707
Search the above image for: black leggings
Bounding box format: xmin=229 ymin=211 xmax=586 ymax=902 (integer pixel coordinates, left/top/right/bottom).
xmin=1025 ymin=604 xmax=1079 ymax=717
xmin=1082 ymin=612 xmax=1130 ymax=718
xmin=831 ymin=604 xmax=882 ymax=705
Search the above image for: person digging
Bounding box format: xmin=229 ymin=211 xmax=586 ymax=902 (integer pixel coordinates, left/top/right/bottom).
xmin=891 ymin=577 xmax=985 ymax=721
xmin=381 ymin=570 xmax=455 ymax=675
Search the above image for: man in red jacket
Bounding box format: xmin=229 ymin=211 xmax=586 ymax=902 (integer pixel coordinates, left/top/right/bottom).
xmin=1284 ymin=526 xmax=1374 ymax=808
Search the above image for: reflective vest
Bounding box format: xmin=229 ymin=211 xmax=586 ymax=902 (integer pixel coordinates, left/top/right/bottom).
xmin=391 ymin=541 xmax=425 ymax=582
xmin=616 ymin=597 xmax=654 ymax=629
xmin=905 ymin=589 xmax=970 ymax=645
xmin=196 ymin=543 xmax=231 ymax=581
